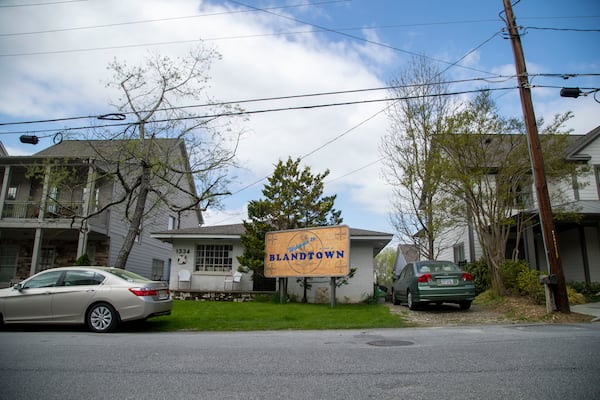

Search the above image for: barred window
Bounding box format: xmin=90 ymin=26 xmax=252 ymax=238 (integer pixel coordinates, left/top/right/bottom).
xmin=195 ymin=244 xmax=233 ymax=272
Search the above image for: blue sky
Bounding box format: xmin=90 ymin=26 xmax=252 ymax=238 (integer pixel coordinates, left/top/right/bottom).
xmin=1 ymin=0 xmax=598 ymax=243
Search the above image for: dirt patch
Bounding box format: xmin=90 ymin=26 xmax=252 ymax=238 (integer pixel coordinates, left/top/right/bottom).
xmin=387 ymin=297 xmax=594 ymax=327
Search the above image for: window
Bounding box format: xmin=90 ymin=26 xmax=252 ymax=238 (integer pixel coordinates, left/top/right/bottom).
xmin=168 ymin=215 xmax=176 ymax=230
xmin=195 ymin=244 xmax=233 ymax=272
xmin=23 ymin=270 xmax=63 ymax=289
xmin=7 ymin=186 xmax=17 ymax=200
xmin=47 ymin=187 xmax=59 ymax=213
xmin=152 ymin=259 xmax=165 ymax=280
xmin=63 ymin=270 xmax=105 ymax=286
xmin=453 ymin=243 xmax=466 ymax=266
xmin=596 ymin=165 xmax=600 ymax=199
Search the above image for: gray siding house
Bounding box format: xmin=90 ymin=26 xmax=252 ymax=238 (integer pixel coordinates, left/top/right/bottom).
xmin=0 ymin=139 xmax=201 ymax=286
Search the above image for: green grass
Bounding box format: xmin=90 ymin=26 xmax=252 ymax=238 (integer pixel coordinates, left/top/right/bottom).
xmin=139 ymin=300 xmax=409 ymax=332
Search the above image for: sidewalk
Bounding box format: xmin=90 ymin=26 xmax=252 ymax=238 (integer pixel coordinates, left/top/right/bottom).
xmin=571 ymin=302 xmax=600 ymax=322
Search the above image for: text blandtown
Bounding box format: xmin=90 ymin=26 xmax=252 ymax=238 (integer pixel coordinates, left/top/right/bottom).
xmin=268 ymin=236 xmax=346 ymax=262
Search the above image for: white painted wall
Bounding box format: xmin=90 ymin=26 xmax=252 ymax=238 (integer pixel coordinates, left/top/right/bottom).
xmin=167 ymin=237 xmax=381 ymax=303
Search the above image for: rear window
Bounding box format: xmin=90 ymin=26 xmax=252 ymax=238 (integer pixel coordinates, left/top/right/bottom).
xmin=105 ymin=268 xmax=152 ymax=282
xmin=418 ymin=262 xmax=462 ymax=273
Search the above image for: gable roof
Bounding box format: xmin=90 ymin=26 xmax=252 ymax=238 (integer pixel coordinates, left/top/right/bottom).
xmin=566 ymin=125 xmax=600 ymax=161
xmin=152 ymin=223 xmax=394 ymax=253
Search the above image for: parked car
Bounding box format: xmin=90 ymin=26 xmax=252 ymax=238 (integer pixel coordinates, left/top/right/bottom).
xmin=0 ymin=266 xmax=172 ymax=333
xmin=391 ymin=260 xmax=476 ymax=310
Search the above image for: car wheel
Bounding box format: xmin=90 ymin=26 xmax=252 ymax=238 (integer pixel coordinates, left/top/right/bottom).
xmin=87 ymin=303 xmax=119 ymax=333
xmin=459 ymin=300 xmax=472 ymax=311
xmin=407 ymin=290 xmax=418 ymax=310
xmin=392 ymin=289 xmax=400 ymax=305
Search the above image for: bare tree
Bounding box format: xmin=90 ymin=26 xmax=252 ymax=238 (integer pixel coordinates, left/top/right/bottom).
xmin=380 ymin=56 xmax=460 ymax=260
xmin=93 ymin=45 xmax=243 ymax=268
xmin=439 ymin=91 xmax=582 ymax=294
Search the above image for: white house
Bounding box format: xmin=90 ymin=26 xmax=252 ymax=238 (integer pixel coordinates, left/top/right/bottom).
xmin=437 ymin=125 xmax=600 ymax=284
xmin=151 ymin=224 xmax=393 ymax=303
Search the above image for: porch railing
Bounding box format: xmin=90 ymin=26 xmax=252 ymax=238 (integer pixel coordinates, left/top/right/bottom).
xmin=1 ymin=200 xmax=83 ymax=219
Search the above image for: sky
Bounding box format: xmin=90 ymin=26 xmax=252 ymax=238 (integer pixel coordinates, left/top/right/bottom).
xmin=0 ymin=0 xmax=599 ymax=244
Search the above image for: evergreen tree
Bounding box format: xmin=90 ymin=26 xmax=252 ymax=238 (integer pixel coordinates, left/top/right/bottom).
xmin=238 ymin=157 xmax=342 ymax=291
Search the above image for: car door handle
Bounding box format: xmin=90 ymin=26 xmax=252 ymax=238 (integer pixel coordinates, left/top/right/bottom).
xmin=86 ymin=289 xmax=96 ymax=293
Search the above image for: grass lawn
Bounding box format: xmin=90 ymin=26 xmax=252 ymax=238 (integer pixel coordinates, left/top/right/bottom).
xmin=140 ymin=300 xmax=410 ymax=332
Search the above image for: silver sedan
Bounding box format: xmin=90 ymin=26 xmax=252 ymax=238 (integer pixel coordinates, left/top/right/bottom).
xmin=0 ymin=266 xmax=172 ymax=333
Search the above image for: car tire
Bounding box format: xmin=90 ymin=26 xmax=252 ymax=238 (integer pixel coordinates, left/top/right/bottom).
xmin=392 ymin=289 xmax=400 ymax=305
xmin=87 ymin=303 xmax=119 ymax=333
xmin=459 ymin=300 xmax=472 ymax=311
xmin=407 ymin=290 xmax=418 ymax=310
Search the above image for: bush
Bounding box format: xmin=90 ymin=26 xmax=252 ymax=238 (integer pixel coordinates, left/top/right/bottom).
xmin=567 ymin=286 xmax=586 ymax=305
xmin=499 ymin=260 xmax=529 ymax=294
xmin=465 ymin=259 xmax=490 ymax=295
xmin=568 ymin=281 xmax=600 ymax=299
xmin=75 ymin=254 xmax=90 ymax=265
xmin=516 ymin=268 xmax=545 ymax=304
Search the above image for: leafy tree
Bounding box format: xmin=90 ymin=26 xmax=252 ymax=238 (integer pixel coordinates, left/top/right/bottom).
xmin=439 ymin=91 xmax=583 ymax=294
xmin=374 ymin=247 xmax=396 ymax=290
xmin=238 ymin=157 xmax=343 ymax=294
xmin=380 ymin=56 xmax=460 ymax=260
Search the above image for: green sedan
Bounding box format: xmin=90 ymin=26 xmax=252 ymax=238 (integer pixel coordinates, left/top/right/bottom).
xmin=391 ymin=260 xmax=476 ymax=310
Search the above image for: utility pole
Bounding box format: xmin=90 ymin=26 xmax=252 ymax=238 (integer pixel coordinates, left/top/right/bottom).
xmin=502 ymin=0 xmax=570 ymax=313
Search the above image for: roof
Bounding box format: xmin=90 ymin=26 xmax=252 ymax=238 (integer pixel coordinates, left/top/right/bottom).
xmin=566 ymin=125 xmax=600 ymax=161
xmin=153 ymin=223 xmax=392 ymax=238
xmin=33 ymin=138 xmax=185 ymax=160
xmin=441 ymin=132 xmax=584 ymax=169
xmin=152 ymin=223 xmax=394 ymax=253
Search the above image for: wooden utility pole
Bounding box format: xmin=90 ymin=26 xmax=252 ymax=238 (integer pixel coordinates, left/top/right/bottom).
xmin=502 ymin=0 xmax=570 ymax=312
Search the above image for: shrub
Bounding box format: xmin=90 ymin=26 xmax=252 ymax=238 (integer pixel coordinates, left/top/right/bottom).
xmin=465 ymin=259 xmax=490 ymax=295
xmin=75 ymin=254 xmax=90 ymax=265
xmin=567 ymin=286 xmax=586 ymax=305
xmin=499 ymin=260 xmax=529 ymax=294
xmin=568 ymin=281 xmax=600 ymax=299
xmin=516 ymin=268 xmax=545 ymax=304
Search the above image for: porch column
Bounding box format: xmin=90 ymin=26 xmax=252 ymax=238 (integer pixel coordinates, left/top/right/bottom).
xmin=77 ymin=160 xmax=95 ymax=258
xmin=30 ymin=228 xmax=43 ymax=275
xmin=0 ymin=166 xmax=10 ymax=219
xmin=30 ymin=166 xmax=51 ymax=276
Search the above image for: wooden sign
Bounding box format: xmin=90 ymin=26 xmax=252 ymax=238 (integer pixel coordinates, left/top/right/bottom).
xmin=264 ymin=225 xmax=350 ymax=278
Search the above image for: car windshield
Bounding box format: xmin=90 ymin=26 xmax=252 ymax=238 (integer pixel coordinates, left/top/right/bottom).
xmin=105 ymin=268 xmax=152 ymax=282
xmin=418 ymin=262 xmax=461 ymax=273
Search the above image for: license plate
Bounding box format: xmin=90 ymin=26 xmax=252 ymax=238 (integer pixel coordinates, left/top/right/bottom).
xmin=440 ymin=279 xmax=455 ymax=286
xmin=158 ymin=290 xmax=169 ymax=300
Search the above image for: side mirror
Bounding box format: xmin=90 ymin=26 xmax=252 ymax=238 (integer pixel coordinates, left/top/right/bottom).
xmin=13 ymin=283 xmax=23 ymax=291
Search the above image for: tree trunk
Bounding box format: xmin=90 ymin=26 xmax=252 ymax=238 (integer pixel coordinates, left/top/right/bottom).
xmin=114 ymin=163 xmax=151 ymax=269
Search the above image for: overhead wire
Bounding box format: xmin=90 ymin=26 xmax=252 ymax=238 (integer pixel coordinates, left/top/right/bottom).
xmin=6 ymin=74 xmax=566 ymax=128
xmin=0 ymin=86 xmax=519 ymax=135
xmin=0 ymin=0 xmax=88 ymax=7
xmin=0 ymin=0 xmax=349 ymax=37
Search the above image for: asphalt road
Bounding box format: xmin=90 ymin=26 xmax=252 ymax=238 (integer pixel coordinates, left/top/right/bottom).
xmin=1 ymin=324 xmax=599 ymax=400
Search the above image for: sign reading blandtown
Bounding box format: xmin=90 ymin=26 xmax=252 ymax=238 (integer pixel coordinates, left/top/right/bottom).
xmin=264 ymin=225 xmax=350 ymax=278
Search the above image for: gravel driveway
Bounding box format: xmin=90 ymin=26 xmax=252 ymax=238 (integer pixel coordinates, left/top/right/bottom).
xmin=387 ymin=303 xmax=518 ymax=326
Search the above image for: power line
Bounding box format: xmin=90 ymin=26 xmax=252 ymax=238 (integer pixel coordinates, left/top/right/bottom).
xmin=0 ymin=87 xmax=519 ymax=136
xmin=3 ymin=75 xmax=543 ymax=128
xmin=0 ymin=0 xmax=88 ymax=7
xmin=229 ymin=0 xmax=499 ymax=76
xmin=0 ymin=0 xmax=349 ymax=37
xmin=524 ymin=26 xmax=600 ymax=33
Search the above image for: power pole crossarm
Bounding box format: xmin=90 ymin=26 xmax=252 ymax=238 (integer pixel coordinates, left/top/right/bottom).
xmin=502 ymin=0 xmax=570 ymax=313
